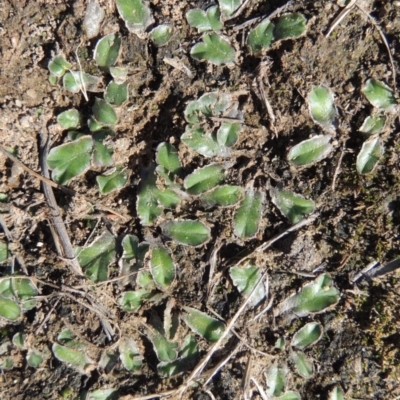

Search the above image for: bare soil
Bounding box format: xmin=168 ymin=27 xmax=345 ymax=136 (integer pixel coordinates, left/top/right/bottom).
xmin=1 ymin=0 xmax=400 ymax=399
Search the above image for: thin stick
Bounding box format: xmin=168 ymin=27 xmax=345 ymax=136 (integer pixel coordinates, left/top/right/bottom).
xmin=0 ymin=275 xmax=60 ymax=289
xmin=204 ymin=342 xmax=241 ymax=386
xmin=356 ymin=5 xmax=397 ymax=93
xmin=233 ymin=16 xmax=262 ymax=32
xmin=60 ymin=291 xmax=115 ymax=339
xmin=238 ymin=214 xmax=318 ymax=266
xmin=332 ymin=145 xmax=346 ymax=191
xmin=232 ymin=0 xmax=293 ymax=31
xmin=351 ymin=260 xmax=379 ymax=283
xmin=325 ymin=0 xmax=357 ymax=37
xmin=209 ymin=116 xmax=243 ymax=123
xmin=0 ymin=142 xmax=127 ymax=221
xmin=0 ymin=215 xmax=13 ymax=241
xmin=250 ymin=377 xmax=269 ymax=400
xmin=176 ymin=269 xmax=269 ymax=396
xmin=75 ymin=41 xmax=89 ymax=101
xmin=73 ymin=269 xmax=141 ymax=289
xmin=121 ymin=389 xmax=176 ymax=400
xmin=207 ymin=244 xmax=221 ymax=298
xmin=257 ymin=77 xmax=276 ymax=124
xmin=204 ymin=390 xmax=217 ymax=400
xmin=232 ymin=329 xmax=277 ymax=359
xmin=39 ymin=130 xmax=83 ymax=276
xmin=242 ymin=354 xmax=252 ymax=400
xmin=163 ymin=57 xmax=193 ymax=78
xmin=252 ymin=296 xmax=275 ymax=322
xmin=0 ymin=144 xmax=74 ymax=196
xmin=35 ymin=297 xmax=61 ymax=334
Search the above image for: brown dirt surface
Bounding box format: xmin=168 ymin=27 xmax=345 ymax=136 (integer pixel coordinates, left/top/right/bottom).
xmin=1 ymin=0 xmax=400 ymax=399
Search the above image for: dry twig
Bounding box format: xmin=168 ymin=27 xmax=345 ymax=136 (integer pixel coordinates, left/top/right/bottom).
xmin=356 ymin=5 xmax=397 ymax=92
xmin=331 ymin=145 xmax=346 ymax=191
xmin=39 ymin=129 xmax=83 ymax=276
xmin=0 ymin=140 xmax=126 ymax=221
xmin=325 ymin=0 xmax=358 ymax=37
xmin=204 ymin=342 xmax=241 ymax=386
xmin=326 ymin=0 xmax=396 ymax=92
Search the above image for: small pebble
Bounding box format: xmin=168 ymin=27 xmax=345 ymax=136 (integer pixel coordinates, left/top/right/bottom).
xmin=344 ymin=82 xmax=355 ymax=93
xmin=26 ymin=89 xmax=37 ymax=100
xmin=83 ymin=0 xmax=105 ymax=39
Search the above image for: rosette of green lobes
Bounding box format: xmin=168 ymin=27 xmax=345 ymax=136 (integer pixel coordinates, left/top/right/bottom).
xmin=137 ymin=168 xmax=180 ymax=226
xmin=218 ymin=0 xmax=242 ymax=19
xmin=186 ymin=6 xmax=223 ymax=32
xmin=356 ymin=136 xmax=383 ymax=175
xmin=162 ymin=220 xmax=211 ymax=246
xmin=190 ymin=33 xmax=236 ymax=65
xmin=92 ymin=98 xmax=118 ymax=126
xmin=104 ymin=81 xmax=128 ymax=106
xmin=150 ymin=246 xmax=176 ymax=290
xmin=63 ymin=71 xmax=103 ymax=94
xmin=184 ymin=92 xmax=231 ymax=124
xmin=116 ymin=0 xmax=154 ymax=34
xmin=57 ymin=109 xmax=82 ymax=129
xmin=94 ymin=33 xmax=121 ymax=68
xmin=233 ymin=190 xmax=264 ymax=239
xmin=182 ymin=91 xmax=241 ymax=156
xmin=308 ymin=85 xmax=336 ymax=129
xmin=48 ymin=55 xmax=71 ymax=77
xmin=156 ymin=142 xmax=181 ymax=175
xmin=183 ymin=164 xmax=225 ymax=195
xmin=247 ymin=19 xmax=274 ymax=54
xmin=96 ymin=167 xmax=128 ymax=194
xmin=273 ymin=13 xmax=307 ymax=40
xmin=361 ymin=78 xmax=396 ymax=110
xmin=47 ymin=136 xmax=93 ymax=185
xmin=288 ymin=135 xmax=333 ymax=166
xmin=150 ymin=24 xmax=174 ymax=47
xmin=181 ymin=126 xmax=226 ymax=157
xmin=76 ymin=232 xmax=117 ymax=282
xmin=181 ymin=306 xmax=225 ymax=342
xmin=270 ymin=188 xmax=315 ymax=224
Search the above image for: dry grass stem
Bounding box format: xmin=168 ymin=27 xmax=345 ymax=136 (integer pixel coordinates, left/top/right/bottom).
xmin=325 ymin=0 xmax=358 ymax=37
xmin=250 ymin=377 xmax=269 ymax=400
xmin=356 ymin=5 xmax=397 ymax=92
